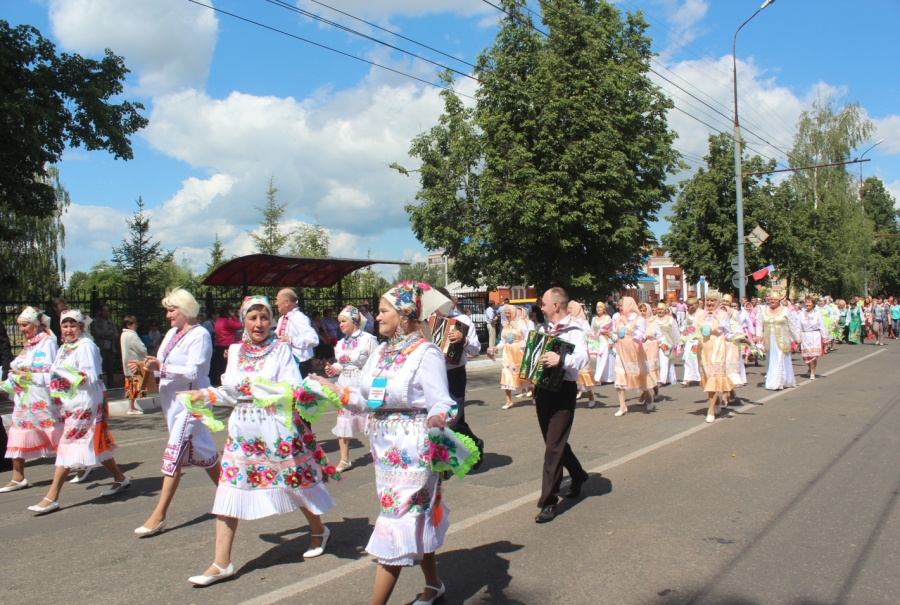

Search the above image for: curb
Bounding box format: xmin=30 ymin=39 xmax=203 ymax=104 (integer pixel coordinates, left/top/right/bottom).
xmin=108 ymin=396 xmax=161 ymax=416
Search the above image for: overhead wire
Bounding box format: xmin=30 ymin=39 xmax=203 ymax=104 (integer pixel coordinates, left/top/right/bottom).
xmin=184 ymin=0 xmax=477 ymax=100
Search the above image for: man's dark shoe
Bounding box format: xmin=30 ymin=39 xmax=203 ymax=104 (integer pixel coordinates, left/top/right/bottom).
xmin=535 ymin=505 xmax=557 ymax=523
xmin=471 ymin=439 xmax=485 ymax=471
xmin=563 ymin=473 xmax=589 ymax=499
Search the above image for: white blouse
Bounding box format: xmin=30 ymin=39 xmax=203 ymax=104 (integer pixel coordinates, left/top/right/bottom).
xmin=120 ymin=329 xmax=147 ymax=377
xmin=157 ymin=325 xmax=212 ymax=384
xmin=330 ymin=331 xmax=379 ymax=388
xmin=11 ymin=333 xmax=58 ymax=386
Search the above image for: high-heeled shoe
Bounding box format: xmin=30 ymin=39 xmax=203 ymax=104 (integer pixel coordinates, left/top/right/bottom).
xmin=134 ymin=519 xmax=167 ymax=537
xmin=303 ymin=525 xmax=330 ymax=558
xmin=412 ymin=583 xmax=446 ymax=605
xmin=101 ymin=477 xmax=131 ymax=497
xmin=0 ymin=478 xmax=29 ymax=493
xmin=28 ymin=498 xmax=60 ymax=515
xmin=188 ymin=562 xmax=234 ymax=586
xmin=69 ymin=465 xmax=97 ymax=484
xmin=614 ymin=409 xmax=628 ymax=417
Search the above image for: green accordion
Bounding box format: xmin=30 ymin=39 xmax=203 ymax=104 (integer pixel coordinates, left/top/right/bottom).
xmin=518 ymin=330 xmax=575 ymax=392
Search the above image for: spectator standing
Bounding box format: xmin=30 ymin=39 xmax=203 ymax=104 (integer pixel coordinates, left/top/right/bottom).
xmin=201 ymin=310 xmax=216 ymax=339
xmin=120 ymin=316 xmax=148 ymax=415
xmin=360 ymin=301 xmax=376 ymax=335
xmin=485 ymin=301 xmax=498 ymax=347
xmin=274 ymin=289 xmax=319 ymax=377
xmin=90 ymin=304 xmax=118 ymax=385
xmin=49 ymin=298 xmax=66 ymax=345
xmin=147 ymin=320 xmax=162 ymax=356
xmin=323 ymin=309 xmax=340 ymax=344
xmin=212 ymin=304 xmax=241 ymax=387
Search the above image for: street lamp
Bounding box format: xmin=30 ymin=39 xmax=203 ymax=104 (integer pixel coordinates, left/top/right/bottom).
xmin=858 ymin=138 xmax=884 ymax=202
xmin=732 ymin=0 xmax=776 ymax=300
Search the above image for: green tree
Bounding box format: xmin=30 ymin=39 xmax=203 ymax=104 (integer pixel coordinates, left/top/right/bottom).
xmin=250 ymin=175 xmax=290 ymax=255
xmin=205 ymin=232 xmax=227 ymax=276
xmin=397 ymin=261 xmax=447 ymax=286
xmin=0 ymin=165 xmax=70 ymax=298
xmin=396 ymin=0 xmax=679 ymax=297
xmin=0 ymin=21 xmax=147 ymax=219
xmin=68 ymin=261 xmax=124 ymax=293
xmin=662 ymin=134 xmax=774 ymax=292
xmin=154 ymin=254 xmax=200 ymax=292
xmin=787 ymin=99 xmax=874 ymax=297
xmin=289 ymin=223 xmax=330 ymax=257
xmin=111 ymin=197 xmax=174 ymax=295
xmin=861 ymin=177 xmax=900 ymax=294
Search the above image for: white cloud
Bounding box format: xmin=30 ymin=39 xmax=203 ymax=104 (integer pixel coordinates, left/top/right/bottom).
xmin=49 ymin=0 xmax=218 ymax=96
xmin=62 ymin=204 xmax=130 ymax=272
xmin=885 ymin=180 xmax=900 ymax=207
xmin=873 ymin=116 xmax=900 ymax=155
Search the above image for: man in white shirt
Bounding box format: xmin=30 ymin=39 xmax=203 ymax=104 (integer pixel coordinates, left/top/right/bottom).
xmin=275 ymin=288 xmax=319 ymax=377
xmin=533 ymin=287 xmax=590 ymax=523
xmin=360 ymin=301 xmax=376 ymax=335
xmin=484 ymin=301 xmax=498 ymax=347
xmin=435 ymin=287 xmax=484 ymax=469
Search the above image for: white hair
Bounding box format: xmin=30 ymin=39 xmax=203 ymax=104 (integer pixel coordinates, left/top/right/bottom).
xmin=161 ymin=287 xmax=200 ymax=318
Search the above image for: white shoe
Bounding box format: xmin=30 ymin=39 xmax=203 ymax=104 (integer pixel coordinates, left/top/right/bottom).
xmin=135 ymin=519 xmax=167 ymax=537
xmin=0 ymin=478 xmax=30 ymax=493
xmin=101 ymin=477 xmax=131 ymax=497
xmin=514 ymin=392 xmax=526 ymax=398
xmin=645 ymin=396 xmax=655 ymax=412
xmin=28 ymin=498 xmax=60 ymax=515
xmin=69 ymin=466 xmax=98 ymax=484
xmin=303 ymin=525 xmax=330 ymax=558
xmin=588 ymin=399 xmax=596 ymax=408
xmin=706 ymin=414 xmax=716 ymax=423
xmin=614 ymin=409 xmax=628 ymax=417
xmin=413 ymin=583 xmax=446 ymax=605
xmin=188 ymin=562 xmax=234 ymax=586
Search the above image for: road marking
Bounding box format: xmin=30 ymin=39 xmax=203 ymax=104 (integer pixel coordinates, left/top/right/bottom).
xmin=239 ymin=347 xmax=886 ymax=605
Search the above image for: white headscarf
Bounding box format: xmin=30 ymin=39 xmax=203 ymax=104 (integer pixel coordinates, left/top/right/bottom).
xmin=18 ymin=306 xmax=50 ymax=328
xmin=61 ymin=309 xmax=92 ymax=333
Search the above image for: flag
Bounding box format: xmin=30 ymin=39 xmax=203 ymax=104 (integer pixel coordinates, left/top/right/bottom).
xmin=751 ymin=265 xmax=775 ymax=281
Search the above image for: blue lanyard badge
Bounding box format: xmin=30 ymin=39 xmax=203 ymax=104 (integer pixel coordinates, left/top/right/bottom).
xmin=32 ymin=351 xmax=45 ymax=369
xmin=368 ymin=376 xmax=388 ymax=409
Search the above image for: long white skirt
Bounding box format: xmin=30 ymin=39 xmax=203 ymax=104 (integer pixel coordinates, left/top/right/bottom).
xmin=658 ymin=351 xmax=676 ymax=385
xmin=592 ymin=338 xmax=616 ymax=383
xmin=159 ymin=379 xmax=219 ymax=476
xmin=55 ymin=387 xmax=117 ymax=469
xmin=366 ymin=408 xmax=449 ymax=567
xmin=764 ymin=332 xmax=795 ymax=390
xmin=682 ymin=340 xmax=701 ymax=382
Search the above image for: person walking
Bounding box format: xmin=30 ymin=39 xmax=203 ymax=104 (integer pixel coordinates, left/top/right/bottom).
xmin=324 ymin=305 xmax=378 ymax=472
xmin=695 ymin=294 xmax=734 ymax=422
xmin=680 ymin=297 xmax=702 ymax=386
xmin=613 ymin=297 xmax=653 ymax=416
xmin=798 ymin=297 xmax=827 ymax=379
xmin=589 ymin=302 xmax=615 ymax=385
xmin=132 ymin=288 xmax=220 ymax=537
xmin=488 ymin=305 xmax=530 ymax=410
xmin=530 ymin=287 xmax=589 ymax=523
xmin=1 ymin=308 xmax=61 ymax=493
xmin=120 ymin=315 xmax=148 ymax=415
xmin=275 ymin=289 xmax=319 ymax=377
xmin=756 ymin=291 xmax=801 ymax=390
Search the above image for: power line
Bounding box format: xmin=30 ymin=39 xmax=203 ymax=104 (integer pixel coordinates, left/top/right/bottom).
xmin=184 ymin=0 xmax=476 ymax=100
xmin=262 ymin=0 xmax=478 ymax=82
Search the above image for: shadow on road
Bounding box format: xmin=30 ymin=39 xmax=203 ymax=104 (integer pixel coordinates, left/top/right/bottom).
xmin=434 ymin=540 xmax=527 ymax=605
xmin=240 ymin=515 xmax=374 ymax=574
xmin=472 ymin=452 xmax=512 ymax=474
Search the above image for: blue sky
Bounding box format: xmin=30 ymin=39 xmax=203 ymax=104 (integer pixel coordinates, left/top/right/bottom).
xmin=4 ymin=0 xmax=898 ymax=280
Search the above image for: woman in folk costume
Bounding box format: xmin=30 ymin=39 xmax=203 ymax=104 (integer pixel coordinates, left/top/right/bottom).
xmin=680 ymin=297 xmax=702 ymax=386
xmin=798 ymin=297 xmax=827 ymax=379
xmin=132 ymin=288 xmax=220 ymax=537
xmin=568 ymin=301 xmax=597 ymax=407
xmin=313 ymin=282 xmax=458 ymax=605
xmin=652 ymin=302 xmax=680 ymax=388
xmin=515 ymin=306 xmax=536 ymax=398
xmin=720 ymin=294 xmax=746 ymax=396
xmin=817 ymin=297 xmax=838 ymax=352
xmin=490 ymin=305 xmax=530 ymax=410
xmin=694 ymin=294 xmax=734 ymax=423
xmin=739 ymin=300 xmax=761 ymax=365
xmin=638 ymin=303 xmax=660 ymax=393
xmin=181 ymin=295 xmax=342 ymax=586
xmin=613 ymin=297 xmax=654 ymax=417
xmin=756 ymin=291 xmax=801 ymax=391
xmin=325 ymin=305 xmax=378 ymax=471
xmin=590 ymin=302 xmax=615 ymax=384
xmin=27 ymin=310 xmax=130 ymax=515
xmin=835 ymin=299 xmax=849 ymax=343
xmin=1 ymin=307 xmax=61 ymax=493
xmin=847 ymin=298 xmax=864 ymax=344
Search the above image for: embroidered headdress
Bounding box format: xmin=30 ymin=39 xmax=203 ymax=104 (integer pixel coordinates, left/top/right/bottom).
xmin=18 ymin=306 xmax=50 ymax=327
xmin=338 ymin=305 xmax=367 ymax=330
xmin=61 ymin=309 xmax=92 ymax=332
xmin=240 ymin=296 xmax=272 ymax=324
xmin=382 ymin=281 xmax=450 ymax=321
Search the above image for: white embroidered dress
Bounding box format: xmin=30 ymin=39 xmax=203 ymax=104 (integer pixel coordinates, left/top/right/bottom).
xmin=330 ymin=330 xmax=378 ymax=437
xmin=208 ymin=340 xmax=338 ymax=520
xmin=156 ymin=325 xmax=219 ymax=475
xmin=345 ymin=333 xmax=454 ymax=567
xmin=589 ymin=315 xmax=615 ymax=384
xmin=3 ymin=333 xmax=61 ymax=459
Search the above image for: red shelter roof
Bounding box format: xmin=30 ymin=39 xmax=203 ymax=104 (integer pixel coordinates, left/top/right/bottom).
xmin=201 ymin=254 xmax=408 ymax=288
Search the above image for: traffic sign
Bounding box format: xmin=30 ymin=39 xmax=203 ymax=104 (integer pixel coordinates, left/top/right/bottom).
xmin=730 ymin=256 xmax=740 ymax=272
xmin=732 ymin=274 xmax=748 ymax=288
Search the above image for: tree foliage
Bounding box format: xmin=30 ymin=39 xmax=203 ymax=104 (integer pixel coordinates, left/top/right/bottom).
xmin=111 ymin=197 xmax=174 ymax=295
xmin=0 ymin=20 xmax=147 ymax=219
xmin=862 ymin=177 xmax=900 ymax=295
xmin=397 ymin=0 xmax=679 ymax=298
xmin=250 ymin=175 xmax=290 ymax=255
xmin=205 ymin=233 xmax=227 ymax=277
xmin=290 ymin=223 xmax=330 ymax=257
xmin=397 ymin=261 xmax=447 ymax=287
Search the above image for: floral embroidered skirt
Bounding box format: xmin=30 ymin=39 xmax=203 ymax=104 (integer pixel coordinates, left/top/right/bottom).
xmin=367 ymin=408 xmax=449 ymax=566
xmin=332 ymin=408 xmax=368 ymax=438
xmin=213 ymin=403 xmax=338 ymax=521
xmin=800 ymin=331 xmax=823 ymax=363
xmin=6 ymin=383 xmax=63 ymax=459
xmin=160 ymin=381 xmax=219 ymax=476
xmin=55 ymin=388 xmax=117 ymax=469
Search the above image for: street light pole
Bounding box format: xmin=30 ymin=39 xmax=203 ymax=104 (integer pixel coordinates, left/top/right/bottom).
xmin=858 ymin=138 xmax=884 ymax=202
xmin=732 ymin=0 xmax=776 ymax=300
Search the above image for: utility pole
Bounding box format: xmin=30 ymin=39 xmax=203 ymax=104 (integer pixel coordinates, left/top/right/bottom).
xmin=732 ymin=0 xmax=776 ymax=300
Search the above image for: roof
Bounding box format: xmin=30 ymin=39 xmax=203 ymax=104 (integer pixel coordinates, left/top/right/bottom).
xmin=201 ymin=254 xmax=408 ymax=288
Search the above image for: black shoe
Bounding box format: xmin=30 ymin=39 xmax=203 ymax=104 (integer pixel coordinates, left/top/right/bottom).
xmin=471 ymin=439 xmax=485 ymax=471
xmin=535 ymin=505 xmax=557 ymax=523
xmin=563 ymin=474 xmax=588 ymax=499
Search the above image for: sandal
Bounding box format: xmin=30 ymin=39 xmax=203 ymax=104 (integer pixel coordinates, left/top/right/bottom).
xmin=335 ymin=460 xmax=352 ymax=472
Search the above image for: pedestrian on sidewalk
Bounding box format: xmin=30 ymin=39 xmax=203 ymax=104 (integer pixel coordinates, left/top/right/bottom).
xmin=532 ymin=287 xmax=589 ymax=523
xmin=120 ymin=315 xmax=148 ymax=415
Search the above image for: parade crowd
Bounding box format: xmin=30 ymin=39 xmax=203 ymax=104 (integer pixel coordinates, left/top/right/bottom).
xmin=0 ymin=282 xmax=891 ymax=605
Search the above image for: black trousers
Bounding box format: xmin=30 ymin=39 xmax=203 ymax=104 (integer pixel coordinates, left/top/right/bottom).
xmin=210 ymin=345 xmax=228 ymax=387
xmin=535 ymin=380 xmax=587 ymax=508
xmin=446 ymin=366 xmax=480 ymax=444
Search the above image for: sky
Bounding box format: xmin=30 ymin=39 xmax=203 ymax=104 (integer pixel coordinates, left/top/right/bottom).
xmin=4 ymin=0 xmax=899 ymax=281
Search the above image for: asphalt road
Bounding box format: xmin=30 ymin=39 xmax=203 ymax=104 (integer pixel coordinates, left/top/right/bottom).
xmin=1 ymin=343 xmax=897 ymax=605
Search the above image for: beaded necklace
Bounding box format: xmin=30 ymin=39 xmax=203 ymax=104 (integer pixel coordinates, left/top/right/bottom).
xmin=375 ymin=331 xmax=426 ymax=373
xmin=159 ymin=324 xmax=198 ymax=362
xmin=237 ymin=334 xmax=279 ymax=373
